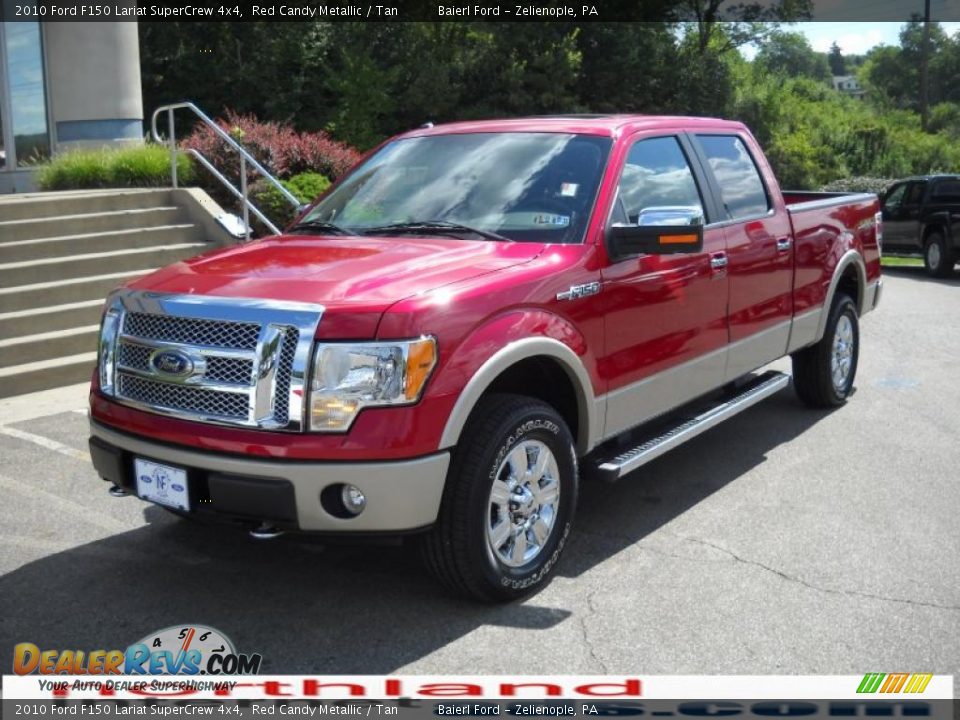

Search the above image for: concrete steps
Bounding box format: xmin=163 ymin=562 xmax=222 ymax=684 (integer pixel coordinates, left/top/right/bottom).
xmin=0 ymin=352 xmax=98 ymax=397
xmin=0 ymin=269 xmax=156 ymax=313
xmin=0 ymin=224 xmax=201 ymax=262
xmin=0 ymin=206 xmax=185 ymax=242
xmin=0 ymin=189 xmax=174 ymax=221
xmin=0 ymin=242 xmax=206 ymax=287
xmin=0 ymin=298 xmax=104 ymax=337
xmin=0 ymin=189 xmax=220 ymax=398
xmin=0 ymin=324 xmax=100 ymax=366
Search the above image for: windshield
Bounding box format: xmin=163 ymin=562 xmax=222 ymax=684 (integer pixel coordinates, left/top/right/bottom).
xmin=298 ymin=132 xmax=612 ymax=244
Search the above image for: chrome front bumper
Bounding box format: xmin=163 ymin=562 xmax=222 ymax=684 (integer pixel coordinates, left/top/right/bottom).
xmin=89 ymin=420 xmax=449 ymax=532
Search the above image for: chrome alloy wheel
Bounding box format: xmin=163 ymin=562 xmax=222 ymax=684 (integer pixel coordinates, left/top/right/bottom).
xmin=486 ymin=440 xmax=561 ymax=568
xmin=831 ymin=314 xmax=855 ymax=392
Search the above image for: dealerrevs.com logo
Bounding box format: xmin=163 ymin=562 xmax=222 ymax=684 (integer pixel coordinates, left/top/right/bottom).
xmin=13 ymin=624 xmax=263 ymax=676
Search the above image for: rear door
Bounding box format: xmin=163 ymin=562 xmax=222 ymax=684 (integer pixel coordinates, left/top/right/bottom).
xmin=690 ymin=133 xmax=794 ymax=381
xmin=599 ymin=133 xmax=730 ymax=439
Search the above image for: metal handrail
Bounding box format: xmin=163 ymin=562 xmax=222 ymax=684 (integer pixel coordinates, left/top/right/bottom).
xmin=150 ymin=101 xmax=300 ymax=239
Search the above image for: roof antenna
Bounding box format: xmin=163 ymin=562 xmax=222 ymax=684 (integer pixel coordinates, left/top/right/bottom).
xmin=420 ymin=121 xmax=434 ymax=129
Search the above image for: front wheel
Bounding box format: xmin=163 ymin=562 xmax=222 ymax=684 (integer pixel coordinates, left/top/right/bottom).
xmin=791 ymin=294 xmax=859 ymax=408
xmin=420 ymin=394 xmax=578 ymax=602
xmin=923 ymin=231 xmax=955 ymax=278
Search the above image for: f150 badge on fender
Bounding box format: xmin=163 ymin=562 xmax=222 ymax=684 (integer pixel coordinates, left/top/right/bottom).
xmin=556 ymin=282 xmax=601 ymax=301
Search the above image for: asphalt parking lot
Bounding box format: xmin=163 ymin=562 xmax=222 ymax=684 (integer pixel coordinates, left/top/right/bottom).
xmin=1 ymin=266 xmax=958 ymax=686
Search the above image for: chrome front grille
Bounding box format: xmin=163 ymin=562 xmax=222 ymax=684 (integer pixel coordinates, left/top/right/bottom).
xmin=205 ymin=356 xmax=255 ymax=385
xmin=102 ymin=290 xmax=324 ymax=431
xmin=116 ymin=342 xmax=153 ymax=371
xmin=117 ymin=341 xmax=254 ymax=386
xmin=118 ymin=374 xmax=249 ymax=419
xmin=273 ymin=328 xmax=299 ymax=425
xmin=123 ymin=312 xmax=261 ymax=350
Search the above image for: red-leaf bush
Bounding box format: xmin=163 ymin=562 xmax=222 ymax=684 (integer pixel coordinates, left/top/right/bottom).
xmin=181 ymin=110 xmax=361 ymax=190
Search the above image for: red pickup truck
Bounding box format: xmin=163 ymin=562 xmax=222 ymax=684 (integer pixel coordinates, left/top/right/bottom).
xmin=89 ymin=116 xmax=882 ymax=601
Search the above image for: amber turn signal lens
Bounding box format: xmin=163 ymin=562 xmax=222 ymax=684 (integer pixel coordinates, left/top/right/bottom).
xmin=659 ymin=233 xmax=699 ymax=245
xmin=404 ymin=337 xmax=437 ymax=401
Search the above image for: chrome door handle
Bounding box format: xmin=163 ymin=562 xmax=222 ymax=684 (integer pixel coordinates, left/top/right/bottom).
xmin=776 ymin=237 xmax=792 ymax=253
xmin=710 ymin=254 xmax=728 ymax=270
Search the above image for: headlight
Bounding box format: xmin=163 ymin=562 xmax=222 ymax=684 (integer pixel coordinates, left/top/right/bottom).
xmin=308 ymin=337 xmax=437 ymax=432
xmin=98 ymin=304 xmax=122 ymax=396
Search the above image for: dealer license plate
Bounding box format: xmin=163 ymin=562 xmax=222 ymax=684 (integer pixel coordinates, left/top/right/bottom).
xmin=134 ymin=458 xmax=190 ymax=512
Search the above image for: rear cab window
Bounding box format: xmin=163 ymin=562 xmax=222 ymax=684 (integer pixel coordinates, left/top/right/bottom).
xmin=931 ymin=180 xmax=960 ymax=202
xmin=694 ymin=135 xmax=770 ymax=221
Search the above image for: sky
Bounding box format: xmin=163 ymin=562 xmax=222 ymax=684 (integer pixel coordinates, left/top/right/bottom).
xmin=793 ymin=21 xmax=960 ymax=56
xmin=738 ymin=21 xmax=960 ymax=60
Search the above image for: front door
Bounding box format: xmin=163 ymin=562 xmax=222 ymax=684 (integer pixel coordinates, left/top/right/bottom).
xmin=599 ymin=134 xmax=729 ymax=439
xmin=883 ymin=181 xmax=926 ymax=249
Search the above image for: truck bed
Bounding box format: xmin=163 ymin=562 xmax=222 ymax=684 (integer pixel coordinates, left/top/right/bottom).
xmin=783 ymin=190 xmax=878 ymax=212
xmin=782 ymin=190 xmax=882 ymax=317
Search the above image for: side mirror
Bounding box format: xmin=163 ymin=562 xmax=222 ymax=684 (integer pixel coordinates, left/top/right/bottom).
xmin=607 ymin=206 xmax=704 ymax=261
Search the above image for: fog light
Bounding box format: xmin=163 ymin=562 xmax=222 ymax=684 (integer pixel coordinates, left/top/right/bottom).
xmin=341 ymin=484 xmax=366 ymax=515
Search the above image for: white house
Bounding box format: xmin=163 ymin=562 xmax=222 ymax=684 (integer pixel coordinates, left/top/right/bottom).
xmin=832 ymin=75 xmax=866 ymax=100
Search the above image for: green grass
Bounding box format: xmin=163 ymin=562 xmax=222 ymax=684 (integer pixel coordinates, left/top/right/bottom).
xmin=881 ymin=255 xmax=923 ymax=267
xmin=35 ymin=144 xmax=194 ymax=191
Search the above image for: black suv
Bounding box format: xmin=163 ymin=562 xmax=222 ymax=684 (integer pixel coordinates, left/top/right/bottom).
xmin=881 ymin=174 xmax=960 ymax=277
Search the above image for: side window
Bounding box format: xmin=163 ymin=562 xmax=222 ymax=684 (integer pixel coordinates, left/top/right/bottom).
xmin=615 ymin=136 xmax=704 ymax=226
xmin=696 ymin=135 xmax=770 ymax=220
xmin=884 ymin=183 xmax=907 ymax=207
xmin=906 ymin=182 xmax=927 ymax=205
xmin=932 ymin=181 xmax=960 ymax=202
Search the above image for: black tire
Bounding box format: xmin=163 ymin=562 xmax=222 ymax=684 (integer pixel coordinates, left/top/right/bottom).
xmin=420 ymin=393 xmax=578 ymax=602
xmin=792 ymin=294 xmax=859 ymax=408
xmin=923 ymin=231 xmax=955 ymax=278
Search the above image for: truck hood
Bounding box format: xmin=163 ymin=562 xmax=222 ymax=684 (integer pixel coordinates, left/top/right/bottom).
xmin=128 ymin=234 xmax=544 ymax=310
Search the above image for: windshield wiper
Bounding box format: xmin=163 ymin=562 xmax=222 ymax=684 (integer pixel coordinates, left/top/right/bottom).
xmin=360 ymin=221 xmax=511 ymax=242
xmin=287 ymin=219 xmax=352 ymax=236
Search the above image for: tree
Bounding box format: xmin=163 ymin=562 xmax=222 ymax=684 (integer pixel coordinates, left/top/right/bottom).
xmin=755 ymin=31 xmax=831 ymax=81
xmin=576 ymin=24 xmax=679 ymax=114
xmin=139 ymin=22 xmax=333 ymax=132
xmin=681 ymin=0 xmax=813 ymax=56
xmin=860 ymin=21 xmax=950 ymax=114
xmin=930 ymin=31 xmax=960 ymax=104
xmin=828 ymin=42 xmax=846 ymax=75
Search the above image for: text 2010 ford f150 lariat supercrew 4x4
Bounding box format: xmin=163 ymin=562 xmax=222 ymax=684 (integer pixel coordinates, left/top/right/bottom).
xmin=89 ymin=116 xmax=882 ymax=601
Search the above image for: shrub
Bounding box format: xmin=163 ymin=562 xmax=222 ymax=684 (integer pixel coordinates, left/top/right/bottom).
xmin=819 ymin=177 xmax=897 ymax=195
xmin=35 ymin=144 xmax=194 ymax=191
xmin=108 ymin=144 xmax=194 ymax=187
xmin=35 ymin=151 xmax=109 ymax=190
xmin=181 ymin=110 xmax=361 ymax=191
xmin=251 ymin=172 xmax=331 ymax=228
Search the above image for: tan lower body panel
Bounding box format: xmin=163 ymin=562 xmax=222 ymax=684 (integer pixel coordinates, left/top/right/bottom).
xmin=90 ymin=420 xmax=450 ymax=532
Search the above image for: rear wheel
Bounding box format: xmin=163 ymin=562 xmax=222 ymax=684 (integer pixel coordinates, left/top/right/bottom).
xmin=923 ymin=231 xmax=955 ymax=278
xmin=420 ymin=393 xmax=578 ymax=602
xmin=792 ymin=294 xmax=859 ymax=408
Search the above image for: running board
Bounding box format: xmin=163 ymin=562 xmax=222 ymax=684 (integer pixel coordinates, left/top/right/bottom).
xmin=592 ymin=371 xmax=790 ymax=482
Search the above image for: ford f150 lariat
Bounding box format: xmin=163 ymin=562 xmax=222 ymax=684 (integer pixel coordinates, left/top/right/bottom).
xmin=89 ymin=115 xmax=882 ymax=601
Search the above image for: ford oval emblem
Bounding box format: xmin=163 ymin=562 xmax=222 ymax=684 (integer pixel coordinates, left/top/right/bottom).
xmin=149 ymin=349 xmax=194 ymax=378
